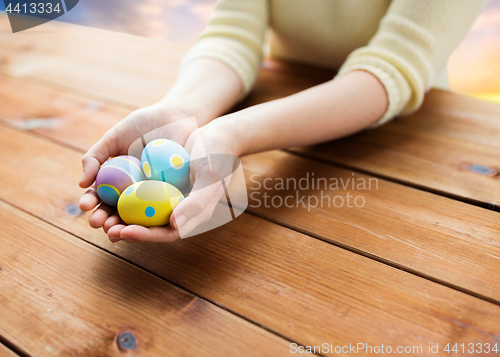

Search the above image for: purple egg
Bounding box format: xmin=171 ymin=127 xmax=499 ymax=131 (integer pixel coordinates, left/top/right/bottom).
xmin=95 ymin=155 xmax=144 ymax=206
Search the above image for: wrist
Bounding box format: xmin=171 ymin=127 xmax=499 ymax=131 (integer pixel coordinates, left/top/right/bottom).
xmin=155 ymin=96 xmax=212 ymax=126
xmin=157 ymin=58 xmax=243 ymax=127
xmin=200 ymin=114 xmax=244 ymax=157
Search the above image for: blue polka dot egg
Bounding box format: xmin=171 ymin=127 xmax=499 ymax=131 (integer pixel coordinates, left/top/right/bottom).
xmin=117 ymin=180 xmax=184 ymax=227
xmin=141 ymin=139 xmax=190 ymax=190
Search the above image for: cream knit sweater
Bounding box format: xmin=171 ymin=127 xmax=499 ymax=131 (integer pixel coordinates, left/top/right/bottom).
xmin=181 ymin=0 xmax=486 ymax=126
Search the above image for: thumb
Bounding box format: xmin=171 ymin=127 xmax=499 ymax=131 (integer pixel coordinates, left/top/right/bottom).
xmin=79 ymin=132 xmax=118 ymax=188
xmin=170 ymin=155 xmax=224 ymax=230
xmin=171 ymin=179 xmax=223 ymax=230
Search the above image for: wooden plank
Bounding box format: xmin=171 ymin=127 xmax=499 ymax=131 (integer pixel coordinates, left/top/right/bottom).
xmin=0 ymin=13 xmax=330 ymax=112
xmin=0 ymin=344 xmax=19 ymax=357
xmin=5 ymin=71 xmax=499 ymax=211
xmin=242 ymin=150 xmax=500 ymax=299
xmin=1 ymin=77 xmax=500 ymax=304
xmin=290 ymin=115 xmax=500 ymax=208
xmin=0 ymin=14 xmax=188 ymax=108
xmin=2 ymin=16 xmax=500 ymax=207
xmin=1 ymin=121 xmax=500 ymax=354
xmin=393 ymin=89 xmax=500 ymax=149
xmin=234 ymin=60 xmax=336 ymax=110
xmin=0 ymin=76 xmax=129 ymax=151
xmin=0 ymin=200 xmax=290 ymax=357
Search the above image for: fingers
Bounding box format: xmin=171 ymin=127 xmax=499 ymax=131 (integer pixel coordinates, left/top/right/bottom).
xmin=88 ymin=203 xmax=115 ymax=229
xmin=83 ymin=114 xmax=238 ymax=243
xmin=171 ymin=155 xmax=218 ymax=227
xmin=104 ymin=180 xmax=226 ymax=242
xmin=106 ymin=223 xmax=180 ymax=244
xmin=118 ymin=225 xmax=180 ymax=243
xmin=80 ymin=132 xmax=118 ymax=188
xmin=103 ymin=214 xmax=123 ymax=233
xmin=79 ymin=155 xmax=101 ymax=188
xmin=171 ymin=181 xmax=222 ymax=230
xmin=81 ymin=187 xmax=123 ymax=237
xmin=174 ymin=208 xmax=216 ymax=239
xmin=107 ymin=224 xmax=126 ymax=243
xmin=79 ymin=186 xmax=100 ymax=211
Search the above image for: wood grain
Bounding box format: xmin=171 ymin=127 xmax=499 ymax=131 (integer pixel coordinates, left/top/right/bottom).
xmin=234 ymin=59 xmax=336 ymax=111
xmin=241 ymin=150 xmax=500 ymax=301
xmin=0 ymin=76 xmax=130 ymax=151
xmin=0 ymin=200 xmax=291 ymax=357
xmin=1 ymin=77 xmax=500 ymax=303
xmin=1 ymin=13 xmax=500 ymax=208
xmin=2 ymin=16 xmax=500 ymax=355
xmin=393 ymin=89 xmax=500 ymax=148
xmin=0 ymin=123 xmax=500 ymax=355
xmin=7 ymin=68 xmax=499 ymax=212
xmin=0 ymin=344 xmax=19 ymax=357
xmin=0 ymin=14 xmax=188 ymax=108
xmin=290 ymin=106 xmax=500 ymax=208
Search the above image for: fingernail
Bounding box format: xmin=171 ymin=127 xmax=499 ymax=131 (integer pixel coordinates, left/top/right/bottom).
xmin=174 ymin=215 xmax=186 ymax=230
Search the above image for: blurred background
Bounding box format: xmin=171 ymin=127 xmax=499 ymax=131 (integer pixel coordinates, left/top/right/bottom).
xmin=1 ymin=0 xmax=499 ymax=103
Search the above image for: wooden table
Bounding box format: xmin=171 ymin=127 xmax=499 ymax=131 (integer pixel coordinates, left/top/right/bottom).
xmin=1 ymin=15 xmax=500 ymax=357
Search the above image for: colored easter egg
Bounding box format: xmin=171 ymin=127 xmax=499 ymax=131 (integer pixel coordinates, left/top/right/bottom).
xmin=117 ymin=180 xmax=184 ymax=227
xmin=141 ymin=139 xmax=190 ymax=189
xmin=95 ymin=155 xmax=144 ymax=206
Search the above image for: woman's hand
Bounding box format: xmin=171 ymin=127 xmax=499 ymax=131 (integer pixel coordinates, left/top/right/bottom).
xmin=80 ymin=65 xmax=387 ymax=244
xmin=78 ymin=58 xmax=245 ymax=242
xmin=79 ymin=58 xmax=244 ymax=243
xmin=105 ymin=120 xmax=241 ymax=243
xmin=79 ymin=103 xmax=200 ymax=235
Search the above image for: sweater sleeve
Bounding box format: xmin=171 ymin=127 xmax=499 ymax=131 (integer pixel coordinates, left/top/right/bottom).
xmin=337 ymin=0 xmax=487 ymax=128
xmin=179 ymin=0 xmax=268 ymax=98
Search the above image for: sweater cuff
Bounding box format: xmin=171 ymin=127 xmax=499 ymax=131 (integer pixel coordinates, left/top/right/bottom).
xmin=337 ymin=53 xmax=413 ymax=128
xmin=179 ymin=37 xmax=261 ymax=100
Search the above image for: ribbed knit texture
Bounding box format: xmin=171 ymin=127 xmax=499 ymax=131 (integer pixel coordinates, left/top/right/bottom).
xmin=180 ymin=0 xmax=268 ymax=98
xmin=180 ymin=0 xmax=486 ymax=126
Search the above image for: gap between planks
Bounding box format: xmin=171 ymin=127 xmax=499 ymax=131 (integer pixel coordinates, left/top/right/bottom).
xmin=0 ymin=78 xmax=499 ymax=305
xmin=1 ymin=60 xmax=499 ymax=211
xmin=286 ymin=149 xmax=500 ymax=213
xmin=0 ymin=198 xmax=300 ymax=357
xmin=248 ymin=208 xmax=500 ymax=307
xmin=0 ymin=76 xmax=497 ymax=301
xmin=0 ymin=340 xmax=24 ymax=357
xmin=1 ymin=123 xmax=500 ymax=355
xmin=1 ymin=116 xmax=499 ymax=308
xmin=0 ymin=195 xmax=307 ymax=355
xmin=1 ymin=22 xmax=498 ymax=209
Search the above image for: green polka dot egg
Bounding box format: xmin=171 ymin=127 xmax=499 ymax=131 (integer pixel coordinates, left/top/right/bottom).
xmin=117 ymin=180 xmax=184 ymax=227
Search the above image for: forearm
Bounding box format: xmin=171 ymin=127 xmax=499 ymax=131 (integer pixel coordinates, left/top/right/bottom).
xmin=211 ymin=70 xmax=388 ymax=156
xmin=158 ymin=58 xmax=243 ymax=126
